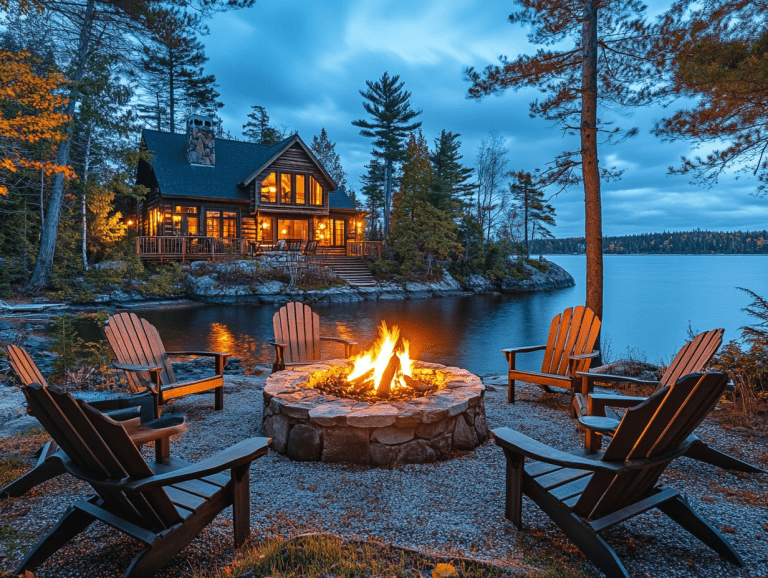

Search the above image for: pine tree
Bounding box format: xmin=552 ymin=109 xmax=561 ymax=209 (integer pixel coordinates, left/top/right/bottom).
xmin=360 ymin=157 xmax=385 ymax=240
xmin=429 ymin=130 xmax=474 ymax=215
xmin=389 ymin=132 xmax=460 ymax=277
xmin=352 ymin=72 xmax=421 ymax=240
xmin=465 ymin=0 xmax=662 ymax=327
xmin=509 ymin=172 xmax=555 ymax=255
xmin=310 ymin=128 xmax=347 ymax=189
xmin=242 ymin=105 xmax=283 ymax=145
xmin=134 ymin=8 xmax=222 ymax=134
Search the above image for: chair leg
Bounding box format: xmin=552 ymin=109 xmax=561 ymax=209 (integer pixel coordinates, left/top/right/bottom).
xmin=685 ymin=442 xmax=765 ymax=473
xmin=15 ymin=505 xmax=94 ymax=574
xmin=585 ymin=430 xmax=602 ymax=454
xmin=1 ymin=446 xmax=65 ymax=499
xmin=214 ymin=386 xmax=224 ymax=411
xmin=232 ymin=464 xmax=251 ymax=547
xmin=503 ymin=452 xmax=524 ymax=528
xmin=659 ymin=495 xmax=745 ymax=567
xmin=507 ymin=375 xmax=515 ymax=404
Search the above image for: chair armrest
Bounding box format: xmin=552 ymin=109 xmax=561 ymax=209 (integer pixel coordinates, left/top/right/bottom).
xmin=320 ymin=336 xmax=358 ymax=346
xmin=87 ymin=392 xmax=155 ymax=423
xmin=501 ymin=345 xmax=547 ymax=356
xmin=491 ymin=427 xmax=695 ymax=472
xmin=110 ymin=363 xmax=161 ymax=395
xmin=578 ymin=415 xmax=621 ymax=434
xmin=576 ymin=371 xmax=660 ymax=388
xmin=589 ymin=392 xmax=646 ymax=407
xmin=127 ymin=437 xmax=270 ymax=491
xmin=165 ymin=350 xmax=228 ymax=358
xmin=569 ymin=351 xmax=600 ymax=361
xmin=268 ymin=341 xmax=287 ymax=349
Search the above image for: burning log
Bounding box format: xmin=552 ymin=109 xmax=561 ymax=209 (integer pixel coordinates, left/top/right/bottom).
xmin=403 ymin=374 xmax=432 ymax=392
xmin=377 ymin=335 xmax=404 ymax=398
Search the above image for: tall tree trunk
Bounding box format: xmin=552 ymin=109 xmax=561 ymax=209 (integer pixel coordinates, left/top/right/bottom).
xmin=169 ymin=50 xmax=175 ymax=133
xmin=39 ymin=164 xmax=45 ymax=226
xmin=581 ymin=0 xmax=604 ymax=329
xmin=25 ymin=0 xmax=95 ymax=293
xmin=82 ymin=126 xmax=92 ymax=271
xmin=384 ymin=162 xmax=392 ymax=242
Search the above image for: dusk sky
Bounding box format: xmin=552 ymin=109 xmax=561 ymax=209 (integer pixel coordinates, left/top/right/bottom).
xmin=201 ymin=0 xmax=767 ymax=238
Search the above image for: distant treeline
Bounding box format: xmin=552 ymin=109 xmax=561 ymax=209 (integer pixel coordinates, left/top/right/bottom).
xmin=531 ymin=230 xmax=768 ymax=254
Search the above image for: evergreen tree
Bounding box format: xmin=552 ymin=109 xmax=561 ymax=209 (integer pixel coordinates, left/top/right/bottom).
xmin=360 ymin=156 xmax=385 ymax=240
xmin=134 ymin=8 xmax=222 ymax=134
xmin=352 ymin=72 xmax=422 ymax=240
xmin=242 ymin=105 xmax=283 ymax=145
xmin=509 ymin=172 xmax=556 ymax=255
xmin=310 ymin=128 xmax=347 ymax=189
xmin=429 ymin=130 xmax=474 ymax=214
xmin=389 ymin=132 xmax=460 ymax=277
xmin=465 ymin=0 xmax=662 ymax=327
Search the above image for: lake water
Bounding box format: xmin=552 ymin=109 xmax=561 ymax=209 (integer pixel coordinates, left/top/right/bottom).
xmin=134 ymin=255 xmax=768 ymax=376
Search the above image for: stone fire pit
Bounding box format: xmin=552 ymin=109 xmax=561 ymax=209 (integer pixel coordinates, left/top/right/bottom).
xmin=262 ymin=360 xmax=487 ymax=465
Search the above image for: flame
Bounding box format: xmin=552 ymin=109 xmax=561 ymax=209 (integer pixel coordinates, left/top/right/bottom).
xmin=347 ymin=321 xmax=413 ymax=394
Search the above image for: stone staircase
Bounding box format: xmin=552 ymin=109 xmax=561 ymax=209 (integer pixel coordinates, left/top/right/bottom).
xmin=316 ymin=248 xmax=377 ymax=287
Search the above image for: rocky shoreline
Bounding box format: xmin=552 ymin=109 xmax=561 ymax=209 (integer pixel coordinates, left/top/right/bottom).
xmin=83 ymin=258 xmax=575 ymax=306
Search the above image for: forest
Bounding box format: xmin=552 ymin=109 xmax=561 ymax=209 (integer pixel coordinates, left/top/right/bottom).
xmin=532 ymin=230 xmax=768 ymax=255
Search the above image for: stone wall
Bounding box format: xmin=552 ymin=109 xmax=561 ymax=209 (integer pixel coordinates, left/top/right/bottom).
xmin=186 ymin=116 xmax=215 ymax=166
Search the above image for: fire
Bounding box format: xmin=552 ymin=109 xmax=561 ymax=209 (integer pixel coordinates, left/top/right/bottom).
xmin=346 ymin=321 xmax=414 ymax=397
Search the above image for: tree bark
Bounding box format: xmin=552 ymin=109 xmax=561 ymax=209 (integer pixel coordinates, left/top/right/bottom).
xmin=384 ymin=161 xmax=392 ymax=242
xmin=82 ymin=126 xmax=92 ymax=271
xmin=581 ymin=0 xmax=604 ymax=329
xmin=25 ymin=0 xmax=96 ymax=293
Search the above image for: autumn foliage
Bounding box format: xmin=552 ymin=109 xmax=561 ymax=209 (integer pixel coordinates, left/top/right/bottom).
xmin=0 ymin=50 xmax=74 ymax=195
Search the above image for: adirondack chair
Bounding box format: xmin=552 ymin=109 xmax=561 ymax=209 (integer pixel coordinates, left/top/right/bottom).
xmin=270 ymin=301 xmax=357 ymax=373
xmin=571 ymin=328 xmax=763 ymax=471
xmin=105 ymin=312 xmax=228 ymax=414
xmin=16 ymin=383 xmax=270 ymax=578
xmin=502 ymin=306 xmax=601 ymax=403
xmin=491 ymin=371 xmax=745 ymax=578
xmin=1 ymin=345 xmax=187 ymax=499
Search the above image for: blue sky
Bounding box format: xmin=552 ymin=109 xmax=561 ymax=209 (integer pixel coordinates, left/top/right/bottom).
xmin=202 ymin=0 xmax=767 ymax=238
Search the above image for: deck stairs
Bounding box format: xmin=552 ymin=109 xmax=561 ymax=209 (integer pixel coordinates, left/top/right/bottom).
xmin=315 ymin=248 xmax=377 ymax=287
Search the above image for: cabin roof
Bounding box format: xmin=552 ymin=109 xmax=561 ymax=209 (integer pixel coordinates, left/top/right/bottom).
xmin=140 ymin=130 xmax=352 ymax=209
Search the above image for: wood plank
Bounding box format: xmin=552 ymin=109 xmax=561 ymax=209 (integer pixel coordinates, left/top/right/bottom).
xmin=294 ymin=302 xmax=307 ymax=361
xmin=536 ymin=467 xmax=591 ymax=490
xmin=550 ymin=474 xmax=592 ymax=501
xmin=540 ymin=311 xmax=562 ymax=373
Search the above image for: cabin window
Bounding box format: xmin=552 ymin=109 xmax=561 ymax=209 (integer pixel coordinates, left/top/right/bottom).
xmin=258 ymin=218 xmax=273 ymax=242
xmin=148 ymin=208 xmax=161 ymax=236
xmin=222 ymin=211 xmax=237 ymax=238
xmin=173 ymin=206 xmax=198 ymax=236
xmin=309 ymin=176 xmax=322 ymax=205
xmin=261 ymin=172 xmax=277 ymax=203
xmin=295 ymin=174 xmax=306 ymax=204
xmin=280 ymin=173 xmax=292 ymax=203
xmin=278 ymin=219 xmax=308 ymax=240
xmin=316 ymin=218 xmax=345 ymax=246
xmin=206 ymin=211 xmax=220 ymax=237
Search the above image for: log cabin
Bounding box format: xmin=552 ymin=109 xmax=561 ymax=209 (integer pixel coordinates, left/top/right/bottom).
xmin=133 ymin=114 xmax=366 ymax=261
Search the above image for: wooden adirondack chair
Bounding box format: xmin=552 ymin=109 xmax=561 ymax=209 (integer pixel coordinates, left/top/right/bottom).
xmin=105 ymin=312 xmax=228 ymax=414
xmin=571 ymin=329 xmax=763 ymax=471
xmin=270 ymin=302 xmax=357 ymax=373
xmin=1 ymin=345 xmax=188 ymax=500
xmin=16 ymin=383 xmax=270 ymax=578
xmin=492 ymin=371 xmax=745 ymax=578
xmin=502 ymin=306 xmax=601 ymax=403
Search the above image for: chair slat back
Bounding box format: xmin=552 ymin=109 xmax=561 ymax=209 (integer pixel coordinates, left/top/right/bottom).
xmin=573 ymin=372 xmax=728 ymax=519
xmin=540 ymin=306 xmax=601 ymax=376
xmin=106 ymin=313 xmax=176 ymax=391
xmin=23 ymin=383 xmax=182 ymax=529
xmin=6 ymin=344 xmax=47 ymax=387
xmin=660 ymin=329 xmax=724 ymax=388
xmin=273 ymin=302 xmax=321 ymax=363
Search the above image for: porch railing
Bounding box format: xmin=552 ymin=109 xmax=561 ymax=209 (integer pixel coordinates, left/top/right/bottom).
xmin=347 ymin=241 xmax=382 ymax=260
xmin=136 ymin=236 xmax=246 ymax=262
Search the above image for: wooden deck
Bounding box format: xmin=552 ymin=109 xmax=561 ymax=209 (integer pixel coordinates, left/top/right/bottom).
xmin=137 ymin=236 xmax=382 ymax=263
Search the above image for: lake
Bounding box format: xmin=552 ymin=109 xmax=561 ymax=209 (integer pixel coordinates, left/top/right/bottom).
xmin=133 ymin=255 xmax=768 ymax=376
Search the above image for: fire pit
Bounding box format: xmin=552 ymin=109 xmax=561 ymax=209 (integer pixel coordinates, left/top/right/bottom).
xmin=262 ymin=323 xmax=487 ymax=465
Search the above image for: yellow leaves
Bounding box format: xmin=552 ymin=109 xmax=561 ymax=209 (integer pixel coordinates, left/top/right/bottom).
xmin=0 ymin=50 xmax=72 ymax=188
xmin=432 ymin=563 xmax=458 ymax=578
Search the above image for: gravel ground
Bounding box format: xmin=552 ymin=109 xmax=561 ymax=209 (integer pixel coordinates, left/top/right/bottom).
xmin=1 ymin=372 xmax=766 ymax=578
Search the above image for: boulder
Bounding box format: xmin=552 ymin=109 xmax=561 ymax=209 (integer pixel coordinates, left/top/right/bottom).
xmin=322 ymin=426 xmax=370 ymax=464
xmin=286 ymin=424 xmax=322 ymax=461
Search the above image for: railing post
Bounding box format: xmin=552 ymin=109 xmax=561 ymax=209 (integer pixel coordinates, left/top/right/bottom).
xmin=211 ymin=237 xmax=215 ymax=261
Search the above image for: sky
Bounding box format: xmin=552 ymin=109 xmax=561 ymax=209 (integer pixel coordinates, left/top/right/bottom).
xmin=201 ymin=0 xmax=767 ymax=238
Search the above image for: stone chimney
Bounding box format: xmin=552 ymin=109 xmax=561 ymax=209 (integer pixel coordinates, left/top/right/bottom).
xmin=185 ymin=114 xmax=215 ymax=166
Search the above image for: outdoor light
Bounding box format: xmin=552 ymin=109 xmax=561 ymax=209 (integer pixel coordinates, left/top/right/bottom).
xmin=127 ymin=220 xmax=134 ymax=226
xmin=282 ymin=229 xmax=287 ymax=234
xmin=262 ymin=222 xmax=268 ymax=228
xmin=320 ymin=223 xmax=326 ymax=229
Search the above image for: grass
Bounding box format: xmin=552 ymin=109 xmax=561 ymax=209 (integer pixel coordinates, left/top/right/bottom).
xmin=196 ymin=534 xmax=537 ymax=578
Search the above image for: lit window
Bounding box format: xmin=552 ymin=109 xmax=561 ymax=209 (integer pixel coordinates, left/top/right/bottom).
xmin=278 ymin=219 xmax=308 ymax=240
xmin=309 ymin=177 xmax=322 ymax=205
xmin=295 ymin=174 xmax=305 ymax=204
xmin=222 ymin=212 xmax=237 ymax=238
xmin=258 ymin=218 xmax=272 ymax=242
xmin=280 ymin=173 xmax=292 ymax=203
xmin=206 ymin=211 xmax=221 ymax=237
xmin=261 ymin=173 xmax=276 ymax=203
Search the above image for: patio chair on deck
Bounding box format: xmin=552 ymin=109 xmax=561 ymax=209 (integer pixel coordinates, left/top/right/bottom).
xmin=105 ymin=312 xmax=228 ymax=415
xmin=1 ymin=345 xmax=187 ymax=499
xmin=572 ymin=328 xmax=763 ymax=471
xmin=502 ymin=306 xmax=601 ymax=403
xmin=15 ymin=383 xmax=269 ymax=578
xmin=270 ymin=302 xmax=357 ymax=373
xmin=491 ymin=371 xmax=745 ymax=578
